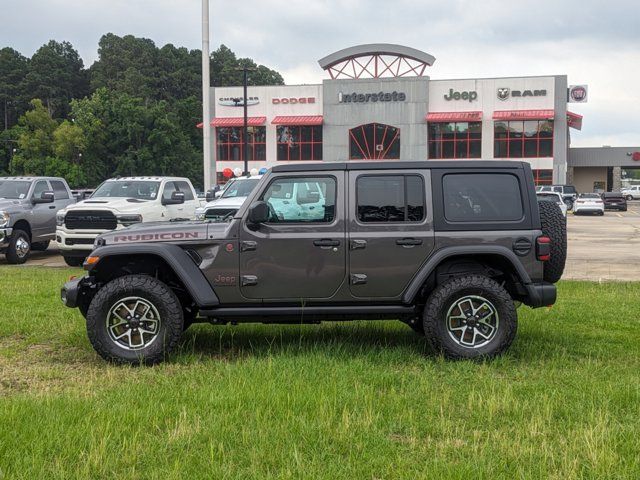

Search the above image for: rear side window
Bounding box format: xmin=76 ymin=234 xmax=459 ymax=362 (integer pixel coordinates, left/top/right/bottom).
xmin=51 ymin=180 xmax=69 ymax=200
xmin=356 ymin=175 xmax=425 ymax=222
xmin=443 ymin=174 xmax=523 ymax=222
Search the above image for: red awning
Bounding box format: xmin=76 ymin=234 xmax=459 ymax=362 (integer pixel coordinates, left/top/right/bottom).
xmin=567 ymin=111 xmax=583 ymax=130
xmin=210 ymin=116 xmax=266 ymax=127
xmin=493 ymin=110 xmax=555 ymax=121
xmin=271 ymin=115 xmax=324 ymax=126
xmin=426 ymin=111 xmax=482 ymax=122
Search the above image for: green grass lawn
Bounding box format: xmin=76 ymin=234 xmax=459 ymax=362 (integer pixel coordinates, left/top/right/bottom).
xmin=0 ymin=266 xmax=639 ymax=479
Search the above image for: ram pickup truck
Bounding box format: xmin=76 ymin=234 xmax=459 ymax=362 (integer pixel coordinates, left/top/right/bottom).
xmin=61 ymin=161 xmax=566 ymax=365
xmin=56 ymin=176 xmax=199 ymax=266
xmin=0 ymin=176 xmax=74 ymax=264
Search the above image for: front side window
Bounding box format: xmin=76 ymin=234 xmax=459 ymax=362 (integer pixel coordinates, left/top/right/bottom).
xmin=443 ymin=174 xmax=523 ymax=222
xmin=277 ymin=126 xmax=323 ymax=161
xmin=356 ymin=175 xmax=425 ymax=223
xmin=92 ymin=181 xmax=160 ymax=200
xmin=261 ymin=177 xmax=336 ymax=223
xmin=217 ymin=127 xmax=266 ymax=161
xmin=32 ymin=181 xmax=49 ymax=198
xmin=349 ymin=123 xmax=400 ymax=160
xmin=494 ymin=120 xmax=553 ymax=158
xmin=174 ymin=181 xmax=195 ymax=201
xmin=428 ymin=122 xmax=481 ymax=159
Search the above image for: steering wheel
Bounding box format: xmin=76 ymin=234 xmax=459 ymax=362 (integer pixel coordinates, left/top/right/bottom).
xmin=266 ymin=202 xmax=279 ymax=222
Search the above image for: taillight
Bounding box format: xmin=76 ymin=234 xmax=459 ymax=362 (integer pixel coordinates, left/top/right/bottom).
xmin=536 ymin=235 xmax=551 ymax=261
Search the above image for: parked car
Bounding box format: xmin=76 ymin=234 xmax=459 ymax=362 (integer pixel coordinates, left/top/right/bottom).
xmin=0 ymin=176 xmax=75 ymax=264
xmin=601 ymin=192 xmax=627 ymax=211
xmin=621 ymin=185 xmax=640 ymax=201
xmin=537 ymin=185 xmax=578 ymax=209
xmin=536 ymin=191 xmax=567 ymax=217
xmin=62 ymin=161 xmax=566 ymax=365
xmin=196 ymin=175 xmax=262 ymax=221
xmin=573 ymin=193 xmax=605 ymax=215
xmin=56 ymin=177 xmax=199 ymax=266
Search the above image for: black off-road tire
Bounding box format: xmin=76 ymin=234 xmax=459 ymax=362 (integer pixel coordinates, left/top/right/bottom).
xmin=63 ymin=255 xmax=84 ymax=267
xmin=86 ymin=275 xmax=184 ymax=365
xmin=31 ymin=240 xmax=50 ymax=251
xmin=538 ymin=199 xmax=567 ymax=284
xmin=5 ymin=229 xmax=30 ymax=264
xmin=423 ymin=275 xmax=517 ymax=360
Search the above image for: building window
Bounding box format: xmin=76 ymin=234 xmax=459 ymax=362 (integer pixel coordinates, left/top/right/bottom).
xmin=276 ymin=126 xmax=323 ymax=161
xmin=494 ymin=120 xmax=553 ymax=158
xmin=216 ymin=127 xmax=266 ymax=161
xmin=428 ymin=122 xmax=481 ymax=159
xmin=349 ymin=123 xmax=400 ymax=160
xmin=532 ymin=169 xmax=553 ymax=185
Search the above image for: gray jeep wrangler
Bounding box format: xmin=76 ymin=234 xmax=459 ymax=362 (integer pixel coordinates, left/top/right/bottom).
xmin=61 ymin=161 xmax=566 ymax=364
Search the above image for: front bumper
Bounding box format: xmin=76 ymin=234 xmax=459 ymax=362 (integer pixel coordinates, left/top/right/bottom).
xmin=0 ymin=227 xmax=13 ymax=245
xmin=523 ymin=282 xmax=557 ymax=308
xmin=56 ymin=227 xmax=103 ymax=252
xmin=61 ymin=275 xmax=96 ymax=308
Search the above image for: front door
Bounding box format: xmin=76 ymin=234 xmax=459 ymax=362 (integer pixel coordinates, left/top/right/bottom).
xmin=30 ymin=180 xmax=54 ymax=240
xmin=348 ymin=170 xmax=435 ymax=299
xmin=239 ymin=173 xmax=346 ymax=301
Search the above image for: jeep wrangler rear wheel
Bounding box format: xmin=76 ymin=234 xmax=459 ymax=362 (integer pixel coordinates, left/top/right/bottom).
xmin=86 ymin=275 xmax=184 ymax=365
xmin=423 ymin=275 xmax=517 ymax=360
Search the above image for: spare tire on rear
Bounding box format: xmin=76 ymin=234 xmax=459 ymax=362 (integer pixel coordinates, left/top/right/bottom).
xmin=538 ymin=199 xmax=567 ymax=283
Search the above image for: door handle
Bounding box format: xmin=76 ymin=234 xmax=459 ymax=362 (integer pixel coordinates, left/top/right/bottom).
xmin=49 ymin=205 xmax=56 ymax=209
xmin=350 ymin=239 xmax=367 ymax=250
xmin=396 ymin=238 xmax=423 ymax=246
xmin=313 ymin=239 xmax=340 ymax=248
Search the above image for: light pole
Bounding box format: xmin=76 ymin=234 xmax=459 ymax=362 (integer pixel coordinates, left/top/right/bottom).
xmin=235 ymin=66 xmax=255 ymax=175
xmin=202 ymin=0 xmax=212 ymax=190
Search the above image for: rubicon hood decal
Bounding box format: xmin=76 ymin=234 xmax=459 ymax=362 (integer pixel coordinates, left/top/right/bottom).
xmin=112 ymin=231 xmax=202 ymax=242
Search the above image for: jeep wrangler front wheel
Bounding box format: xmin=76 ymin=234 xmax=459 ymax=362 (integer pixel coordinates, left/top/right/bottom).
xmin=423 ymin=275 xmax=517 ymax=360
xmin=85 ymin=275 xmax=184 ymax=365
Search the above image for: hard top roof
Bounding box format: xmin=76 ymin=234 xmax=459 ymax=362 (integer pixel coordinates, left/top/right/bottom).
xmin=271 ymin=161 xmax=527 ymax=173
xmin=0 ymin=176 xmax=66 ymax=181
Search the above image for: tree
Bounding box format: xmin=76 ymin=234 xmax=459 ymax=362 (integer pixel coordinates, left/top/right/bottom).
xmin=23 ymin=41 xmax=89 ymax=119
xmin=210 ymin=44 xmax=284 ymax=86
xmin=10 ymin=99 xmax=57 ymax=175
xmin=0 ymin=48 xmax=29 ymax=130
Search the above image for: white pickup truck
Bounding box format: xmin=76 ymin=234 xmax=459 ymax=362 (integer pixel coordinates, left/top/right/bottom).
xmin=56 ymin=176 xmax=199 ymax=266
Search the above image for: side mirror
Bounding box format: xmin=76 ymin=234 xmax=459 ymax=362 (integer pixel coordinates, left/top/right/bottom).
xmin=205 ymin=190 xmax=215 ymax=202
xmin=33 ymin=191 xmax=55 ymax=204
xmin=215 ymin=190 xmax=223 ymax=198
xmin=247 ymin=201 xmax=270 ymax=225
xmin=162 ymin=191 xmax=185 ymax=205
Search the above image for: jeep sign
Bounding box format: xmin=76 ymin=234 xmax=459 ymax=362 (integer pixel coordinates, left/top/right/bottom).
xmin=444 ymin=89 xmax=478 ymax=102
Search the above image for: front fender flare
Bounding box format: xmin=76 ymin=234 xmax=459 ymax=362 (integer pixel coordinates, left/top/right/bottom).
xmin=402 ymin=245 xmax=533 ymax=304
xmin=87 ymin=243 xmax=219 ymax=308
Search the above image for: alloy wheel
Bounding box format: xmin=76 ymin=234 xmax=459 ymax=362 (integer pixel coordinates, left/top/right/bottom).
xmin=106 ymin=297 xmax=161 ymax=351
xmin=445 ymin=295 xmax=499 ymax=348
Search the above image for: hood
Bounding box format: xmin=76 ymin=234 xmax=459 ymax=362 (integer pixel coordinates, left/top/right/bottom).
xmin=201 ymin=195 xmax=248 ymax=210
xmin=64 ymin=197 xmax=151 ymax=213
xmin=96 ymin=220 xmax=232 ymax=247
xmin=0 ymin=198 xmax=28 ymax=213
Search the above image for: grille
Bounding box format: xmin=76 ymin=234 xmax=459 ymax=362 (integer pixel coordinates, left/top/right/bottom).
xmin=65 ymin=210 xmax=117 ymax=230
xmin=65 ymin=238 xmax=95 ymax=246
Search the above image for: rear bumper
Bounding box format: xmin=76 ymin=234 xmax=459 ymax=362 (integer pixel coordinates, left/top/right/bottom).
xmin=523 ymin=282 xmax=557 ymax=308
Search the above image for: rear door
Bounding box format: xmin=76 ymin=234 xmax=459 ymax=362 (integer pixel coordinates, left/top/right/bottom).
xmin=239 ymin=172 xmax=346 ymax=300
xmin=347 ymin=170 xmax=435 ymax=299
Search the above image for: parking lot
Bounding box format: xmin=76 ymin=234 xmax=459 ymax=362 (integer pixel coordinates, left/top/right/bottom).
xmin=3 ymin=201 xmax=640 ymax=281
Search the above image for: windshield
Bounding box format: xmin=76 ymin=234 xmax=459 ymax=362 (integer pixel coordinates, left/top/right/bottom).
xmin=221 ymin=179 xmax=259 ymax=198
xmin=0 ymin=180 xmax=31 ymax=199
xmin=92 ymin=181 xmax=160 ymax=200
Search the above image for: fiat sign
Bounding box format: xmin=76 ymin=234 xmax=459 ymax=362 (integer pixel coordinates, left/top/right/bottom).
xmin=568 ymin=85 xmax=588 ymax=103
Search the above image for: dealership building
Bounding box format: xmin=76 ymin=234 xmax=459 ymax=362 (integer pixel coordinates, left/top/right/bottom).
xmin=202 ymin=44 xmax=639 ymax=190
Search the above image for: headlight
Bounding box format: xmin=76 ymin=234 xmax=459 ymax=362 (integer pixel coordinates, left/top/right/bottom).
xmin=0 ymin=211 xmax=9 ymax=228
xmin=195 ymin=208 xmax=205 ymax=221
xmin=116 ymin=214 xmax=143 ymax=226
xmin=56 ymin=212 xmax=65 ymax=226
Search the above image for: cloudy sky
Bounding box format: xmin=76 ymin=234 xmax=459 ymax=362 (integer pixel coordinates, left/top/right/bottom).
xmin=2 ymin=0 xmax=639 ymax=147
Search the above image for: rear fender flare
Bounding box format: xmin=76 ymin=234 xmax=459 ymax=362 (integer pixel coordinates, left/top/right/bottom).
xmin=402 ymin=246 xmax=532 ymax=304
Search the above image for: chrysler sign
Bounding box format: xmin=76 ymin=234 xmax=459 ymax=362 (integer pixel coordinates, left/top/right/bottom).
xmin=218 ymin=96 xmax=260 ymax=107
